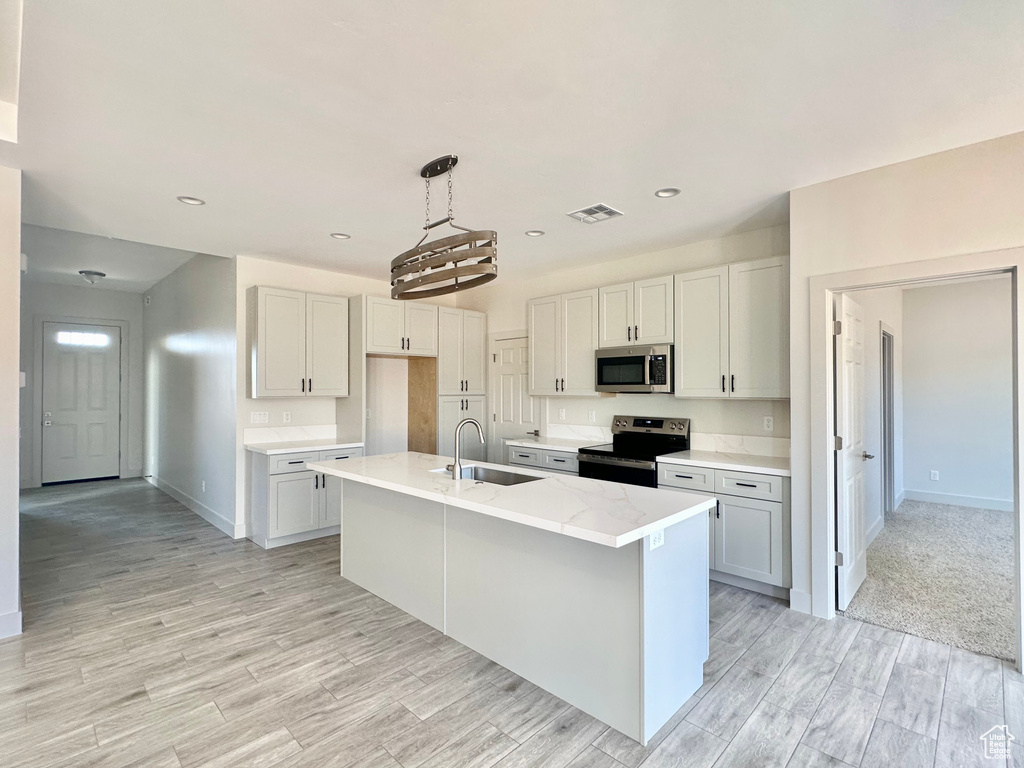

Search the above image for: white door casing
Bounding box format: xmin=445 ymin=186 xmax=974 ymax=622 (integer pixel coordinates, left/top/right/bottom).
xmin=836 ymin=294 xmax=868 ymax=610
xmin=41 ymin=322 xmax=122 ymax=483
xmin=490 ymin=337 xmax=540 ymax=464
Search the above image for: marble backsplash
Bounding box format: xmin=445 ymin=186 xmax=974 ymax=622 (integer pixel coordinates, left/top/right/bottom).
xmin=243 ymin=424 xmax=337 ymax=445
xmin=545 ymin=423 xmax=790 ymax=457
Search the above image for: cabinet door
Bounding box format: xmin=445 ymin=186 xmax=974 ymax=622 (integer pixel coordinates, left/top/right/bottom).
xmin=714 ymin=494 xmax=785 ymax=586
xmin=560 ymin=289 xmax=599 ymax=396
xmin=709 ymin=507 xmax=715 ymax=569
xmin=322 ymin=475 xmax=342 ymax=528
xmin=634 ymin=276 xmax=674 ymax=344
xmin=269 ymin=471 xmax=320 ymax=538
xmin=436 ymin=396 xmax=464 ymax=458
xmin=675 ymin=267 xmax=730 ymax=398
xmin=462 ymin=397 xmax=488 ymax=462
xmin=305 ymin=293 xmax=349 ymax=397
xmin=366 ymin=297 xmax=405 ymax=354
xmin=461 ymin=310 xmax=487 ymax=395
xmin=598 ymin=282 xmax=634 ymax=348
xmin=527 ymin=296 xmax=560 ymax=396
xmin=405 ymin=302 xmax=439 ymax=356
xmin=437 ymin=307 xmax=464 ymax=395
xmin=256 ymin=287 xmax=307 ymax=397
xmin=729 ymin=257 xmax=789 ymax=398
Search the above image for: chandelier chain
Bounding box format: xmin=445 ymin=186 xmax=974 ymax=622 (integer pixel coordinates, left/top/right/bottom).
xmin=447 ymin=165 xmax=454 ymax=223
xmin=424 ymin=176 xmax=431 ymax=230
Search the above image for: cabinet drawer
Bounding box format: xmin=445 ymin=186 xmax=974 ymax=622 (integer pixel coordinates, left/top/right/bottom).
xmin=542 ymin=451 xmax=578 ymax=473
xmin=269 ymin=452 xmax=320 ymax=475
xmin=658 ymin=464 xmax=715 ymax=493
xmin=716 ymin=469 xmax=784 ymax=502
xmin=508 ymin=447 xmax=541 ymax=467
xmin=318 ymin=447 xmax=364 ymax=462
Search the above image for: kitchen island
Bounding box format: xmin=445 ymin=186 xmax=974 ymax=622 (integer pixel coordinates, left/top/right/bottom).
xmin=307 ymin=451 xmax=716 ymax=744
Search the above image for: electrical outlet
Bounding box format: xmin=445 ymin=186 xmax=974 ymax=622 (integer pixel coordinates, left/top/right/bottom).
xmin=558 ymin=408 xmax=566 ymax=421
xmin=282 ymin=412 xmax=291 ymax=423
xmin=201 ymin=480 xmax=206 ymax=493
xmin=250 ymin=411 xmax=268 ymax=424
xmin=650 ymin=530 xmax=665 ymax=550
xmin=144 ymin=295 xmax=151 ymax=306
xmin=588 ymin=410 xmax=596 ymax=423
xmin=763 ymin=416 xmax=774 ymax=432
xmin=930 ymin=470 xmax=940 ymax=481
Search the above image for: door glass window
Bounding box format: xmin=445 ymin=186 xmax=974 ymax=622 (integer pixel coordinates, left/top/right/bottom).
xmin=57 ymin=331 xmax=110 ymax=347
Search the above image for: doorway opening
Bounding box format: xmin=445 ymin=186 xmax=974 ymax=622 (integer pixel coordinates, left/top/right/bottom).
xmin=40 ymin=321 xmax=123 ymax=485
xmin=832 ymin=275 xmax=1016 ymax=660
xmin=487 ymin=334 xmax=540 ymax=464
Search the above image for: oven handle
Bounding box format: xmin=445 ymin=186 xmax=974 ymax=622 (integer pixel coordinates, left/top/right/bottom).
xmin=578 ymin=454 xmax=656 ymax=471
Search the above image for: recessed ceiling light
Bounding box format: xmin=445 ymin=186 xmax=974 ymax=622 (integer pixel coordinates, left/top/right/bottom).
xmin=176 ymin=196 xmax=206 ymax=206
xmin=654 ymin=188 xmax=681 ymax=198
xmin=525 ymin=230 xmax=545 ymax=237
xmin=330 ymin=232 xmax=351 ymax=240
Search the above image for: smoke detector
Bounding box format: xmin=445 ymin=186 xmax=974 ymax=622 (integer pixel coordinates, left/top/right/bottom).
xmin=566 ymin=203 xmax=623 ymax=224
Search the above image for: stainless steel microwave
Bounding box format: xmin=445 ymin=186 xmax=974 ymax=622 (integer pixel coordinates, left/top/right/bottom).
xmin=595 ymin=345 xmax=674 ymax=393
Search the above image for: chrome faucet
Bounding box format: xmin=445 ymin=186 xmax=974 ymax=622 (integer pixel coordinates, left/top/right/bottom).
xmin=448 ymin=418 xmax=485 ymax=480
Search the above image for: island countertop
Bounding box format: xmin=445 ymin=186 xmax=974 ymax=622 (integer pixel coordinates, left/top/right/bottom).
xmin=307 ymin=451 xmax=716 ymax=548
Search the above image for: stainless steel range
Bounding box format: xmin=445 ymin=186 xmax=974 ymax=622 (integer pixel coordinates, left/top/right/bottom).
xmin=577 ymin=415 xmax=690 ymax=487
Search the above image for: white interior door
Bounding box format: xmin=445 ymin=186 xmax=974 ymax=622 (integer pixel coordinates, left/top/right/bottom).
xmin=836 ymin=294 xmax=868 ymax=610
xmin=490 ymin=337 xmax=540 ymax=463
xmin=42 ymin=322 xmax=122 ymax=483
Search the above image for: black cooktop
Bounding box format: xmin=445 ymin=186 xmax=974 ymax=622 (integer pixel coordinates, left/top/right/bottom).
xmin=577 ymin=415 xmax=691 ymax=462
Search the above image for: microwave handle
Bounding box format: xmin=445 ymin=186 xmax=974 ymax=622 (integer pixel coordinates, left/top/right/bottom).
xmin=644 ymin=355 xmax=652 ymax=386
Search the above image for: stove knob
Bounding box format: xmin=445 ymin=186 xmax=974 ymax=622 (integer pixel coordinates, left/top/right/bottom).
xmin=669 ymin=422 xmax=676 ymax=430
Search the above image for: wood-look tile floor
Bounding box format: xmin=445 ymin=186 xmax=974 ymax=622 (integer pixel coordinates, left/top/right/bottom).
xmin=4 ymin=479 xmax=1022 ymax=768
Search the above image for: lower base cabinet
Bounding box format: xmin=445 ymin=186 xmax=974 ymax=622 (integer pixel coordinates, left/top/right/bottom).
xmin=437 ymin=396 xmax=487 ymax=461
xmin=659 ymin=463 xmax=790 ymax=589
xmin=251 ymin=446 xmax=364 ymax=548
xmin=508 ymin=445 xmax=579 ymax=475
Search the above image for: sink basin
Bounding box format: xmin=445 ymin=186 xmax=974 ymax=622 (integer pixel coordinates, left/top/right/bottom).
xmin=431 ymin=465 xmax=543 ymax=486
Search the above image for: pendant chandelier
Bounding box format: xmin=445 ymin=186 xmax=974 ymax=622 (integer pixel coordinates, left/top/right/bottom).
xmin=390 ymin=155 xmax=498 ymax=300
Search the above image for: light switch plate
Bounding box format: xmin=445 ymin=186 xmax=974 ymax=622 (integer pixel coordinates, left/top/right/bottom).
xmin=588 ymin=410 xmax=596 ymax=423
xmin=650 ymin=530 xmax=664 ymax=550
xmin=250 ymin=411 xmax=269 ymax=424
xmin=558 ymin=408 xmax=566 ymax=421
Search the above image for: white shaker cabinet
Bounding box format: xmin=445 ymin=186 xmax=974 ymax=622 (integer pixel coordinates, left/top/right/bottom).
xmin=527 ymin=289 xmax=599 ymax=397
xmin=437 ymin=396 xmax=487 ymax=461
xmin=365 ymin=296 xmax=439 ymax=356
xmin=674 ymin=257 xmax=788 ymax=400
xmin=250 ymin=287 xmax=349 ymax=398
xmin=598 ymin=276 xmax=674 ymax=348
xmin=438 ymin=307 xmax=487 ymax=395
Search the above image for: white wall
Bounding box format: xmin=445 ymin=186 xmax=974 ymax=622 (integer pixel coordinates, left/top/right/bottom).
xmin=366 ymin=357 xmax=409 ymax=455
xmin=458 ymin=225 xmax=791 ymax=441
xmin=0 ymin=164 xmax=21 ymax=637
xmin=790 ymin=131 xmax=1024 ymax=615
xmin=18 ymin=282 xmax=145 ymax=487
xmin=845 ymin=286 xmax=904 ymax=543
xmin=145 ymin=254 xmax=238 ymax=536
xmin=902 ymin=278 xmax=1012 ymax=509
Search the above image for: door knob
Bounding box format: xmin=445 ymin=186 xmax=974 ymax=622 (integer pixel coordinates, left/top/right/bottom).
xmin=862 ymin=451 xmax=875 ymax=460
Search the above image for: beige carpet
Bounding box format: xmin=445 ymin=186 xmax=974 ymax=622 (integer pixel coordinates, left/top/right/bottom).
xmin=842 ymin=499 xmax=1015 ymax=661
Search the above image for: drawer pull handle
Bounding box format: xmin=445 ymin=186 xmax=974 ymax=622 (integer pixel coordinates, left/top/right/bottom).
xmin=735 ymin=482 xmax=758 ymax=488
xmin=518 ymin=454 xmax=530 ymax=458
xmin=287 ymin=460 xmax=304 ymax=465
xmin=675 ymin=474 xmax=694 ymax=479
xmin=552 ymin=459 xmax=566 ymax=463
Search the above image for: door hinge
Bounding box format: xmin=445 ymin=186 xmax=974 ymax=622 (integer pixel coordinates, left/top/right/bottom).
xmin=834 ymin=435 xmax=844 ymax=451
xmin=835 ymin=551 xmax=845 ymax=567
xmin=833 ymin=320 xmax=842 ymax=336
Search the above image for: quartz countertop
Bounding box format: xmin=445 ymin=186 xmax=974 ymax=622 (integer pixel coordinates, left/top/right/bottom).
xmin=657 ymin=450 xmax=791 ymax=477
xmin=504 ymin=436 xmax=604 ymax=453
xmin=308 ymin=451 xmax=716 ymax=548
xmin=245 ymin=440 xmax=365 ymax=456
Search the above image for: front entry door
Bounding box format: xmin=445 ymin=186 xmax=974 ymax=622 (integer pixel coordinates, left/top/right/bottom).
xmin=490 ymin=337 xmax=540 ymax=464
xmin=42 ymin=322 xmax=122 ymax=484
xmin=835 ymin=296 xmax=867 ymax=609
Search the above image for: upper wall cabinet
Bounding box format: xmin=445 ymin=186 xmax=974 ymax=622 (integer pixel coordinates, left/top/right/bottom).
xmin=528 ymin=289 xmax=599 ymax=397
xmin=674 ymin=256 xmax=789 ymax=399
xmin=438 ymin=307 xmax=487 ymax=395
xmin=250 ymin=287 xmax=349 ymax=398
xmin=365 ymin=296 xmax=438 ymax=357
xmin=598 ymin=276 xmax=674 ymax=348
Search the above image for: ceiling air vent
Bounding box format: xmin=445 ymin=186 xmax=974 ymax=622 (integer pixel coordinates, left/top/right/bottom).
xmin=566 ymin=203 xmax=624 ymax=224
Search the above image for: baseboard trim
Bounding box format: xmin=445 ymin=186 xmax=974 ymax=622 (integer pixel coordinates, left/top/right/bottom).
xmin=710 ymin=570 xmax=789 ymax=601
xmin=250 ymin=526 xmax=340 ymax=550
xmin=895 ymin=490 xmax=906 ymax=507
xmin=788 ymin=588 xmax=812 ymax=615
xmin=903 ymin=489 xmax=1013 ymax=512
xmin=866 ymin=515 xmax=884 ymax=546
xmin=0 ymin=609 xmax=23 ymax=639
xmin=148 ymin=477 xmax=246 ymax=539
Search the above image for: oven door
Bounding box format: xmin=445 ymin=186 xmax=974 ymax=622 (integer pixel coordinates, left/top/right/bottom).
xmin=578 ymin=455 xmax=658 ymax=487
xmin=595 ymin=352 xmax=651 ymax=393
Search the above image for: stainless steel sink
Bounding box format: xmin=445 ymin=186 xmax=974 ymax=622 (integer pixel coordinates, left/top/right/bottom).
xmin=431 ymin=465 xmax=543 ymax=486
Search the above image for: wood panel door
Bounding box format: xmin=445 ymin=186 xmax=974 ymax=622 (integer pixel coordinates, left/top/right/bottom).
xmin=305 ymin=293 xmax=349 ymax=397
xmin=41 ymin=322 xmax=122 ymax=483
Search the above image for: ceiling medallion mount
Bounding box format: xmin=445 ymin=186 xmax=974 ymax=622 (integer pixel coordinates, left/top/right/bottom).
xmin=391 ymin=155 xmax=497 ymax=301
xmin=79 ymin=269 xmax=106 ymax=285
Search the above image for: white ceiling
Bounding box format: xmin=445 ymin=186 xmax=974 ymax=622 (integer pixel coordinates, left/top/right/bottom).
xmin=1 ymin=1 xmax=1022 ymax=282
xmin=21 ymin=224 xmax=199 ymax=292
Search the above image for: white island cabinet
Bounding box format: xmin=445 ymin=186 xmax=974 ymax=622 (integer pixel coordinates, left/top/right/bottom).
xmin=308 ymin=451 xmax=716 ymax=745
